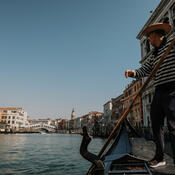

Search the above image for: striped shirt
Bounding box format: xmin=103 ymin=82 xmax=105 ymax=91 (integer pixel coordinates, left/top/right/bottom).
xmin=135 ymin=36 xmax=175 ymax=87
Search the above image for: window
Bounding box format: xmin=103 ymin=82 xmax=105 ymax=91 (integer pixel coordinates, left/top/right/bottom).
xmin=173 ymin=19 xmax=175 ymax=27
xmin=142 ymin=40 xmax=146 ymax=57
xmin=128 ymin=89 xmax=132 ymax=96
xmin=159 ymin=14 xmax=169 ymax=23
xmin=8 ymin=116 xmax=11 ymax=119
xmin=12 ymin=121 xmax=15 ymax=124
xmin=148 ymin=94 xmax=152 ymax=103
xmin=171 ymin=3 xmax=175 ymax=27
xmin=12 ymin=111 xmax=17 ymax=113
xmin=173 ymin=7 xmax=175 ymax=16
xmin=130 ymin=110 xmax=134 ymax=120
xmin=171 ymin=4 xmax=175 ymax=17
xmin=125 ymin=92 xmax=128 ymax=98
xmin=3 ymin=110 xmax=7 ymax=113
xmin=141 ymin=42 xmax=144 ymax=58
xmin=142 ymin=39 xmax=150 ymax=57
xmin=130 ymin=99 xmax=133 ymax=104
xmin=8 ymin=121 xmax=10 ymax=124
xmin=146 ymin=40 xmax=150 ymax=53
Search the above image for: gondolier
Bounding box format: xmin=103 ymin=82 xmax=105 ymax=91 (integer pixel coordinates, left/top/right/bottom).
xmin=125 ymin=21 xmax=175 ymax=168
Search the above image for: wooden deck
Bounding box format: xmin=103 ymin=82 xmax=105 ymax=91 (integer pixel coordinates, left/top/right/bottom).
xmin=130 ymin=138 xmax=175 ymax=175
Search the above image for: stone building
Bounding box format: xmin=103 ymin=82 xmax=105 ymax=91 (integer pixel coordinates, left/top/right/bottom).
xmin=122 ymin=80 xmax=143 ymax=128
xmin=136 ymin=0 xmax=175 ymax=128
xmin=111 ymin=94 xmax=124 ymax=123
xmin=62 ymin=119 xmax=69 ymax=131
xmin=57 ymin=118 xmax=69 ymax=133
xmin=103 ymin=101 xmax=113 ymax=136
xmin=0 ymin=107 xmax=28 ymax=130
xmin=73 ymin=116 xmax=83 ymax=133
xmin=78 ymin=111 xmax=103 ymax=135
xmin=63 ymin=111 xmax=103 ymax=134
xmin=103 ymin=100 xmax=112 ymax=123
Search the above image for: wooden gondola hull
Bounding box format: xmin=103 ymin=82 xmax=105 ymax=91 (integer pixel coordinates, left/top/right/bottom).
xmin=86 ymin=123 xmax=153 ymax=175
xmin=91 ymin=123 xmax=175 ymax=175
xmin=103 ymin=124 xmax=132 ymax=174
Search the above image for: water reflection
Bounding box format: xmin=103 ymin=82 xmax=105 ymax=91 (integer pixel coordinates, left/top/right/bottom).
xmin=0 ymin=134 xmax=105 ymax=175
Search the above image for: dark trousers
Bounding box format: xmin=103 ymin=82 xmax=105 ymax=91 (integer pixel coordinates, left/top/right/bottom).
xmin=150 ymin=85 xmax=175 ymax=161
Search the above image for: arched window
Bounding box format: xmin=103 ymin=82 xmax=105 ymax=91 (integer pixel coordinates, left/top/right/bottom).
xmin=146 ymin=39 xmax=150 ymax=53
xmin=171 ymin=3 xmax=175 ymax=27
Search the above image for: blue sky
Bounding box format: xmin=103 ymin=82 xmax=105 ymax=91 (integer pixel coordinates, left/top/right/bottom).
xmin=0 ymin=0 xmax=161 ymax=119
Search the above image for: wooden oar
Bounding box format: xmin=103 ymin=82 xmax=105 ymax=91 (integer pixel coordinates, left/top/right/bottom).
xmin=87 ymin=36 xmax=175 ymax=175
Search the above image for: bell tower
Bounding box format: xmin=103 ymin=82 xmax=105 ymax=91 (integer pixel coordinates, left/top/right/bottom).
xmin=71 ymin=108 xmax=75 ymax=120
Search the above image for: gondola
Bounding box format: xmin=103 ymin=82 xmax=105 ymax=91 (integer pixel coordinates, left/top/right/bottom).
xmin=80 ymin=121 xmax=153 ymax=175
xmin=80 ymin=120 xmax=175 ymax=175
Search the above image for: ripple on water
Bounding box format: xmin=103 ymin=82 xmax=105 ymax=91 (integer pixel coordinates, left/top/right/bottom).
xmin=0 ymin=134 xmax=105 ymax=175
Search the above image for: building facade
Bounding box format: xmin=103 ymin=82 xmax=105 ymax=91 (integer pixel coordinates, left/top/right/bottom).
xmin=122 ymin=80 xmax=143 ymax=128
xmin=103 ymin=100 xmax=112 ymax=123
xmin=0 ymin=107 xmax=28 ymax=130
xmin=73 ymin=116 xmax=83 ymax=133
xmin=111 ymin=94 xmax=124 ymax=123
xmin=103 ymin=101 xmax=113 ymax=136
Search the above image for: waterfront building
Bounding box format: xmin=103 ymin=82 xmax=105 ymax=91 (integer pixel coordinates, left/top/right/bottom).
xmin=103 ymin=101 xmax=113 ymax=136
xmin=58 ymin=119 xmax=65 ymax=130
xmin=65 ymin=111 xmax=103 ymax=134
xmin=63 ymin=119 xmax=69 ymax=131
xmin=80 ymin=113 xmax=90 ymax=128
xmin=77 ymin=111 xmax=102 ymax=134
xmin=122 ymin=80 xmax=143 ymax=128
xmin=136 ymin=0 xmax=175 ymax=128
xmin=111 ymin=94 xmax=124 ymax=123
xmin=103 ymin=100 xmax=112 ymax=123
xmin=73 ymin=116 xmax=83 ymax=133
xmin=55 ymin=118 xmax=62 ymax=130
xmin=88 ymin=111 xmax=103 ymax=135
xmin=0 ymin=122 xmax=10 ymax=133
xmin=0 ymin=107 xmax=28 ymax=130
xmin=92 ymin=112 xmax=104 ymax=136
xmin=57 ymin=118 xmax=69 ymax=133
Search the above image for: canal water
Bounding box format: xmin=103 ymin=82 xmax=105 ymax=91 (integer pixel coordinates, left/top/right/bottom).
xmin=0 ymin=134 xmax=105 ymax=175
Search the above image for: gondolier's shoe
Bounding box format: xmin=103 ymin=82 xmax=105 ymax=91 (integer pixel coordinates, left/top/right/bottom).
xmin=148 ymin=159 xmax=166 ymax=168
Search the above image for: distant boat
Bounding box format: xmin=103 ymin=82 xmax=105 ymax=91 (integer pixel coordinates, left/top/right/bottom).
xmin=40 ymin=131 xmax=47 ymax=134
xmin=69 ymin=130 xmax=75 ymax=134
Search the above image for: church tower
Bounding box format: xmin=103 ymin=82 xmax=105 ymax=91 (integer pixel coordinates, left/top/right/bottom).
xmin=71 ymin=108 xmax=75 ymax=120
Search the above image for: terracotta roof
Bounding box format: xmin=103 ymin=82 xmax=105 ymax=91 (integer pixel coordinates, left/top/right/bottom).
xmin=0 ymin=107 xmax=22 ymax=110
xmin=90 ymin=111 xmax=103 ymax=115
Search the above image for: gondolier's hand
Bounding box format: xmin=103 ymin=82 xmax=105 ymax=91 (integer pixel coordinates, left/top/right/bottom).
xmin=125 ymin=70 xmax=135 ymax=78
